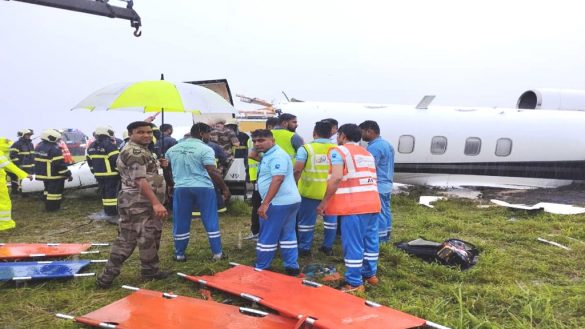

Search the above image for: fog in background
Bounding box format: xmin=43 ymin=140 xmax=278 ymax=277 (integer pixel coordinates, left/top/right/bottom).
xmin=2 ymin=0 xmax=585 ymax=138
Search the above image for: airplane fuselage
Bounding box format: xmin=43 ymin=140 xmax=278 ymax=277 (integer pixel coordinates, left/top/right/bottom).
xmin=279 ymin=102 xmax=585 ymax=188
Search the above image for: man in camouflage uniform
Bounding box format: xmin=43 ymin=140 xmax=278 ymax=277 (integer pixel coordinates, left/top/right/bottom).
xmin=209 ymin=118 xmax=240 ymax=170
xmin=97 ymin=121 xmax=170 ymax=288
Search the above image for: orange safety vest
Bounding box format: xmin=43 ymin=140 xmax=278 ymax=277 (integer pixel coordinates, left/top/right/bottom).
xmin=58 ymin=141 xmax=74 ymax=164
xmin=324 ymin=143 xmax=381 ymax=216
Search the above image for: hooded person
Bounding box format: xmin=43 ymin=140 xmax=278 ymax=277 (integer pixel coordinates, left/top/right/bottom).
xmin=0 ymin=137 xmax=29 ymax=231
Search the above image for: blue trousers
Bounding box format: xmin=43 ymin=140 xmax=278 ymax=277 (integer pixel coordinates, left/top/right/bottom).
xmin=297 ymin=197 xmax=338 ymax=251
xmin=378 ymin=192 xmax=393 ymax=243
xmin=341 ymin=213 xmax=379 ymax=287
xmin=173 ymin=187 xmax=221 ymax=257
xmin=255 ymin=202 xmax=300 ymax=270
xmin=322 ymin=216 xmax=338 ymax=249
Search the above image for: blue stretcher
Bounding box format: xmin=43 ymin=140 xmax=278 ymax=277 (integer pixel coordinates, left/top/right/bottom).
xmin=0 ymin=260 xmax=93 ymax=281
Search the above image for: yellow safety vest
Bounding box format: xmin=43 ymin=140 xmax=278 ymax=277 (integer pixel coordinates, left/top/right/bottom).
xmin=0 ymin=141 xmax=28 ymax=231
xmin=271 ymin=129 xmax=296 ymax=163
xmin=247 ymin=138 xmax=258 ymax=182
xmin=298 ymin=142 xmax=336 ymax=200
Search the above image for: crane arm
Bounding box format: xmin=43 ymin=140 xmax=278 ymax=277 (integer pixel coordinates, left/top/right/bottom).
xmin=7 ymin=0 xmax=142 ymax=36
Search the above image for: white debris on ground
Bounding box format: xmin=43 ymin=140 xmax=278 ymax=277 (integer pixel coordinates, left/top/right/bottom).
xmin=490 ymin=199 xmax=585 ymax=215
xmin=418 ymin=196 xmax=446 ymax=208
xmin=537 ymin=237 xmax=571 ymax=250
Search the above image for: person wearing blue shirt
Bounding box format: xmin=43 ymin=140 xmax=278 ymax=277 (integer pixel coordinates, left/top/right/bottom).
xmin=165 ymin=123 xmax=231 ymax=262
xmin=253 ymin=129 xmax=301 ymax=275
xmin=359 ymin=120 xmax=395 ymax=243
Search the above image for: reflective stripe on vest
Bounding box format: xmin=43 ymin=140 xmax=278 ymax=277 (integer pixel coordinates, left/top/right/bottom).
xmin=324 ymin=144 xmax=381 ymax=216
xmin=298 ymin=142 xmax=336 ymax=200
xmin=271 ymin=129 xmax=296 ymax=162
xmin=0 ymin=156 xmax=9 ymax=168
xmin=87 ymin=150 xmax=120 ymax=177
xmin=35 ymin=156 xmax=66 ymax=179
xmin=0 ymin=210 xmax=12 ymax=221
xmin=248 ymin=158 xmax=258 ymax=182
xmin=247 ymin=137 xmax=259 ymax=182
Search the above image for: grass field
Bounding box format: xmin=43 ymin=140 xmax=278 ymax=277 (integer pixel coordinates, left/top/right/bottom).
xmin=1 ymin=188 xmax=585 ymax=329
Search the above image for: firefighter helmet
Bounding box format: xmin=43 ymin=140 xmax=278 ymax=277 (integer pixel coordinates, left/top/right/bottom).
xmin=94 ymin=127 xmax=113 ymax=137
xmin=40 ymin=129 xmax=62 ymax=142
xmin=17 ymin=129 xmax=33 ymax=137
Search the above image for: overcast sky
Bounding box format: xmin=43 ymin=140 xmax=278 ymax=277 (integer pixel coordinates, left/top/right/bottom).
xmin=1 ymin=0 xmax=585 ymax=138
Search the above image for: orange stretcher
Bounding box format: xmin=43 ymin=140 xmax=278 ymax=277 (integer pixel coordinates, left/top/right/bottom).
xmin=0 ymin=243 xmax=103 ymax=260
xmin=57 ymin=287 xmax=300 ymax=329
xmin=181 ymin=264 xmax=434 ymax=329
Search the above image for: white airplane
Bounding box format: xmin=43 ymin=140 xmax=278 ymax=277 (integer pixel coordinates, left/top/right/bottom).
xmin=274 ymin=88 xmax=585 ymax=189
xmin=21 ymin=87 xmax=585 ymax=193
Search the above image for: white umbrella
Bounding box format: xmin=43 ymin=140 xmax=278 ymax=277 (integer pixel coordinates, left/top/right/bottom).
xmin=72 ymin=80 xmax=236 ymax=116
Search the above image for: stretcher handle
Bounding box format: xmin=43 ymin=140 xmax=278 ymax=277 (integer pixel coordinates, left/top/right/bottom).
xmin=240 ymin=293 xmax=261 ymax=303
xmin=365 ymin=300 xmax=381 ymax=307
xmin=301 ymin=279 xmax=322 ymax=288
xmin=239 ymin=307 xmax=268 ymax=317
xmin=55 ymin=313 xmax=75 ymax=320
xmin=122 ymin=285 xmax=140 ymax=291
xmin=426 ymin=320 xmax=452 ymax=329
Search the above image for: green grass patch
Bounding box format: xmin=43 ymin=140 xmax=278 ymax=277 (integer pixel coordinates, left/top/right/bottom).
xmin=1 ymin=191 xmax=585 ymax=328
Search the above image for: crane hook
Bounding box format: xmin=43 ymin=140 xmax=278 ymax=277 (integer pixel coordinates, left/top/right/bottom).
xmin=133 ymin=25 xmax=142 ymax=37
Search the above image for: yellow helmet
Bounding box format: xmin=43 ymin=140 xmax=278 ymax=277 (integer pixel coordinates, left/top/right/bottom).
xmin=0 ymin=137 xmax=12 ymax=153
xmin=40 ymin=129 xmax=62 ymax=142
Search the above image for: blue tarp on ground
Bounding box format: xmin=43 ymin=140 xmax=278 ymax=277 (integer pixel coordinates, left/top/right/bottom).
xmin=0 ymin=260 xmax=91 ymax=281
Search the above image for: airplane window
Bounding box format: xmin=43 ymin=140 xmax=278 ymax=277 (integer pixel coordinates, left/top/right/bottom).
xmin=495 ymin=138 xmax=512 ymax=156
xmin=464 ymin=137 xmax=481 ymax=156
xmin=431 ymin=136 xmax=447 ymax=155
xmin=398 ymin=135 xmax=415 ymax=154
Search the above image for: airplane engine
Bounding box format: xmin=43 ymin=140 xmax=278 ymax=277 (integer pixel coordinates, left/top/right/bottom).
xmin=517 ymin=88 xmax=585 ymax=111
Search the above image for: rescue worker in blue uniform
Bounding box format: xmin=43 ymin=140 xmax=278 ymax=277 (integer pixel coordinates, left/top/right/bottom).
xmin=34 ymin=129 xmax=72 ymax=211
xmin=9 ymin=129 xmax=35 ymax=194
xmin=359 ymin=120 xmax=395 ymax=243
xmin=166 ymin=123 xmax=231 ymax=262
xmin=293 ymin=121 xmax=338 ymax=256
xmin=317 ymin=124 xmax=381 ymax=293
xmin=87 ymin=127 xmax=121 ymax=216
xmin=245 ymin=117 xmax=278 ymax=241
xmin=253 ymin=129 xmax=301 ymax=275
xmin=190 ymin=128 xmax=230 ymax=218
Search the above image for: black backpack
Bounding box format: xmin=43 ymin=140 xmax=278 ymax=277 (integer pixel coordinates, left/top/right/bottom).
xmin=395 ymin=238 xmax=479 ymax=270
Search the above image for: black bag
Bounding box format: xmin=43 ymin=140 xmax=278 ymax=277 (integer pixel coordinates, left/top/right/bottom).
xmin=395 ymin=237 xmax=479 ymax=270
xmin=436 ymin=239 xmax=479 ymax=269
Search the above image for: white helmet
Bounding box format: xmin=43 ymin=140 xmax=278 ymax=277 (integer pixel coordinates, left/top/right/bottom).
xmin=94 ymin=126 xmax=113 ymax=137
xmin=122 ymin=130 xmax=129 ymax=140
xmin=40 ymin=129 xmax=61 ymax=142
xmin=17 ymin=128 xmax=33 ymax=137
